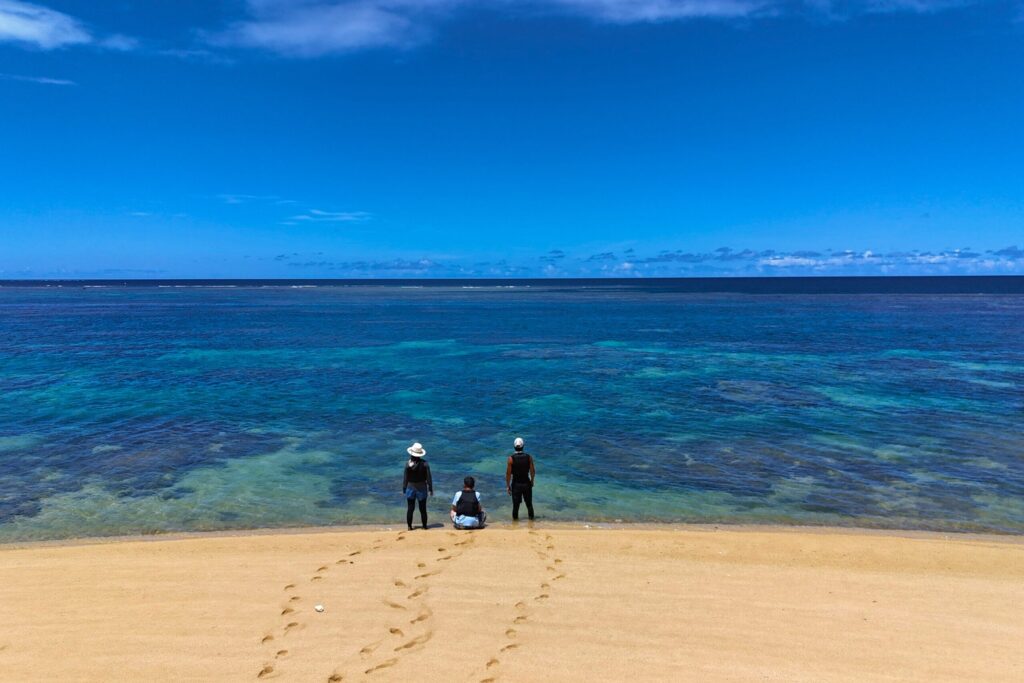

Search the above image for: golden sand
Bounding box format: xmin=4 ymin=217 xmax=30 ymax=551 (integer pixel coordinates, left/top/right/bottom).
xmin=1 ymin=525 xmax=1022 ymax=681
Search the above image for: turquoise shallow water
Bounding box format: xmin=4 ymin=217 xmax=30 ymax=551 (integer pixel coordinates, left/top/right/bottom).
xmin=1 ymin=284 xmax=1023 ymax=541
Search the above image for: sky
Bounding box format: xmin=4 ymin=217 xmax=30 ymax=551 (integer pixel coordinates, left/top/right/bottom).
xmin=1 ymin=0 xmax=1023 ymax=278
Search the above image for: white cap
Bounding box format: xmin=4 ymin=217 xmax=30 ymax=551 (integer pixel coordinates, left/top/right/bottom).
xmin=513 ymin=437 xmax=524 ymax=450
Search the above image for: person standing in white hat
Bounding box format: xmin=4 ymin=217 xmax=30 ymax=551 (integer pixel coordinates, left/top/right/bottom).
xmin=505 ymin=437 xmax=536 ymax=521
xmin=402 ymin=442 xmax=433 ymax=530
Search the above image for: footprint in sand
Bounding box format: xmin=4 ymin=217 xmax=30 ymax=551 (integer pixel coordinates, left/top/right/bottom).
xmin=288 ymin=595 xmax=302 ymax=602
xmin=552 ymin=573 xmax=566 ymax=581
xmin=389 ymin=628 xmax=404 ymax=637
xmin=407 ymin=587 xmax=426 ymax=599
xmin=311 ymin=576 xmax=323 ymax=582
xmin=535 ymin=593 xmax=549 ymax=601
xmin=283 ymin=584 xmax=295 ymax=591
xmin=360 ymin=642 xmax=381 ymax=657
xmin=514 ymin=601 xmax=527 ymax=610
xmin=394 ymin=632 xmax=432 ymax=651
xmin=257 ymin=664 xmax=275 ymax=679
xmin=513 ymin=616 xmax=528 ymax=625
xmin=437 ymin=547 xmax=446 ymax=552
xmin=415 ymin=570 xmax=440 ymax=580
xmin=394 ymin=579 xmax=408 ymax=588
xmin=284 ymin=622 xmax=301 ymax=633
xmin=384 ymin=600 xmax=406 ymax=610
xmin=416 ymin=562 xmax=426 ymax=568
xmin=349 ymin=551 xmax=361 ymax=557
xmin=281 ymin=607 xmax=295 ymax=616
xmin=261 ymin=634 xmax=274 ymax=644
xmin=486 ymin=658 xmax=499 ymax=668
xmin=275 ymin=650 xmax=289 ymax=659
xmin=505 ymin=628 xmax=517 ymax=638
xmin=317 ymin=565 xmax=328 ymax=572
xmin=501 ymin=643 xmax=519 ymax=653
xmin=410 ymin=608 xmax=432 ymax=624
xmin=365 ymin=658 xmax=398 ymax=674
xmin=436 ymin=555 xmax=453 ymax=562
xmin=327 ymin=674 xmax=343 ymax=682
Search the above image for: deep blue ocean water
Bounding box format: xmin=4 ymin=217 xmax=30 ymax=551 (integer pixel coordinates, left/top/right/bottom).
xmin=1 ymin=280 xmax=1023 ymax=541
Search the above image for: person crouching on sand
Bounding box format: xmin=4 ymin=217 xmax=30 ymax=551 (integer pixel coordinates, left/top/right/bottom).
xmin=450 ymin=476 xmax=486 ymax=529
xmin=505 ymin=437 xmax=536 ymax=521
xmin=403 ymin=442 xmax=433 ymax=530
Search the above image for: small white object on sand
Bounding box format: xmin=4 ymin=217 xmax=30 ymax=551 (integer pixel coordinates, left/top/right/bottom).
xmin=314 ymin=604 xmax=324 ymax=612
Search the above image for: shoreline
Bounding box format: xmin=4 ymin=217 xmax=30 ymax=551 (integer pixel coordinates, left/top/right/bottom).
xmin=3 ymin=519 xmax=1024 ymax=552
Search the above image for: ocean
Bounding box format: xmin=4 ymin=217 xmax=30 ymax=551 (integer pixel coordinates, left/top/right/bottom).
xmin=1 ymin=278 xmax=1022 ymax=541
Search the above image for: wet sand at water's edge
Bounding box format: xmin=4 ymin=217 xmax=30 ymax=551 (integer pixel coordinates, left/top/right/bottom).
xmin=1 ymin=525 xmax=1022 ymax=681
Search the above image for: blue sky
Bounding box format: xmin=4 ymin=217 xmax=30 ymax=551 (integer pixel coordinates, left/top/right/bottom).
xmin=1 ymin=0 xmax=1023 ymax=278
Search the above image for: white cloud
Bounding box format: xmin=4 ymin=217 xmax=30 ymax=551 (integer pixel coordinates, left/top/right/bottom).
xmin=0 ymin=71 xmax=75 ymax=85
xmin=287 ymin=208 xmax=372 ymax=223
xmin=0 ymin=0 xmax=141 ymax=52
xmin=211 ymin=0 xmax=447 ymax=56
xmin=98 ymin=33 xmax=139 ymax=51
xmin=0 ymin=0 xmax=90 ymax=49
xmin=547 ymin=0 xmax=773 ymax=23
xmin=210 ymin=0 xmax=1000 ymax=56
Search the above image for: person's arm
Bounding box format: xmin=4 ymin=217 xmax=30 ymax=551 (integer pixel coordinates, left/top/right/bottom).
xmin=426 ymin=462 xmax=433 ymax=495
xmin=505 ymin=456 xmax=513 ymax=494
xmin=530 ymin=456 xmax=536 ymax=486
xmin=477 ymin=492 xmax=485 ymax=513
xmin=402 ymin=465 xmax=408 ymax=493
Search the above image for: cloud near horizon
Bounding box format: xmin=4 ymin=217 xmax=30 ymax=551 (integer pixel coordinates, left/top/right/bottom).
xmin=211 ymin=0 xmax=1009 ymax=57
xmin=273 ymin=244 xmax=1024 ymax=277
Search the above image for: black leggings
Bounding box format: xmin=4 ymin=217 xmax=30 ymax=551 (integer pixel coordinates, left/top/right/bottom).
xmin=511 ymin=486 xmax=534 ymax=520
xmin=406 ymin=497 xmax=428 ymax=528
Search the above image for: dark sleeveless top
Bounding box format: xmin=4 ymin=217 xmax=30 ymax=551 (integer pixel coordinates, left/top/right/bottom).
xmin=406 ymin=459 xmax=429 ymax=483
xmin=510 ymin=452 xmax=532 ymax=487
xmin=455 ymin=490 xmax=481 ymax=517
xmin=403 ymin=459 xmax=432 ymax=492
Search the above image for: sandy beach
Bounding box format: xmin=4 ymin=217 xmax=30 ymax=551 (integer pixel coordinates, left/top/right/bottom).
xmin=1 ymin=525 xmax=1022 ymax=682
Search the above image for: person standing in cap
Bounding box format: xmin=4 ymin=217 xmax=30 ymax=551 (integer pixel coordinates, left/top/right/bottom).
xmin=402 ymin=442 xmax=433 ymax=530
xmin=505 ymin=437 xmax=536 ymax=521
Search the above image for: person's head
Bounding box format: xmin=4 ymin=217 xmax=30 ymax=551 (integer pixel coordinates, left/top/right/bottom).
xmin=463 ymin=476 xmax=475 ymax=489
xmin=407 ymin=442 xmax=426 ymax=459
xmin=513 ymin=437 xmax=524 ymax=452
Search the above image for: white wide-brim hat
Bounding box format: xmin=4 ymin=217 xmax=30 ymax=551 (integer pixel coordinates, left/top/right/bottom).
xmin=407 ymin=442 xmax=426 ymax=458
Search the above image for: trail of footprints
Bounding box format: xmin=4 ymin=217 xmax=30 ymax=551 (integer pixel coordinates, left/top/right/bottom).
xmin=354 ymin=531 xmax=477 ymax=678
xmin=256 ymin=537 xmax=389 ymax=680
xmin=475 ymin=529 xmax=566 ymax=683
xmin=257 ymin=530 xmax=480 ymax=681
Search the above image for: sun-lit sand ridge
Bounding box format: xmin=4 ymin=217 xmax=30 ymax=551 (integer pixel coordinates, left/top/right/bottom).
xmin=1 ymin=525 xmax=1022 ymax=681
